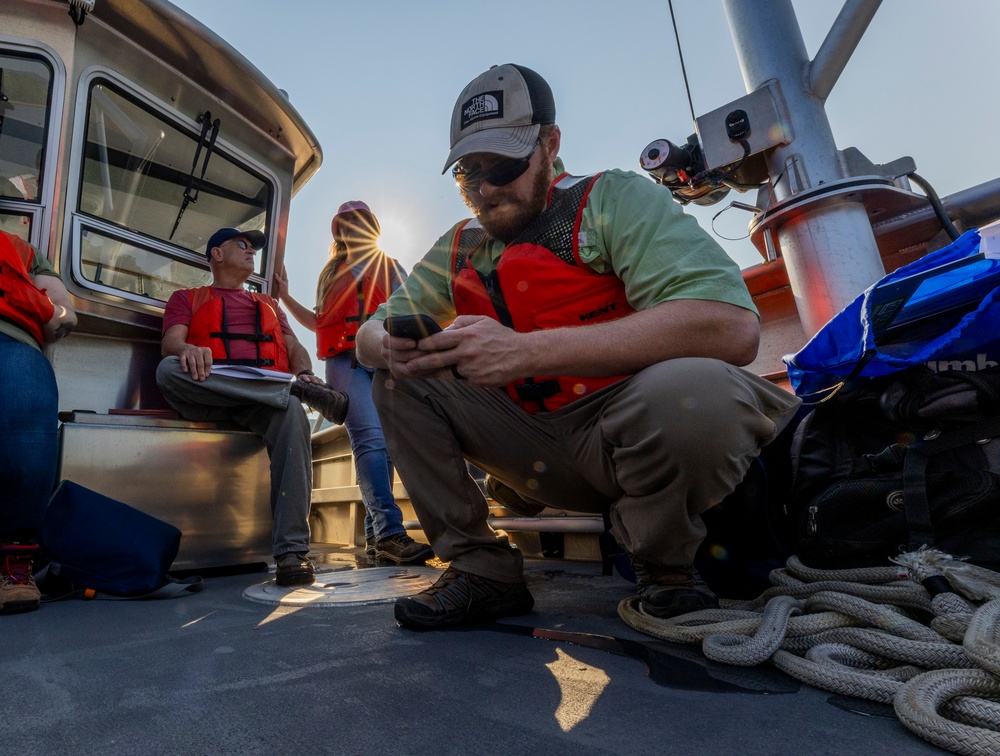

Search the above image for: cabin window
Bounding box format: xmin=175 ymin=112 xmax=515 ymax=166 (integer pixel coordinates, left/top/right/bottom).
xmin=75 ymin=79 xmax=272 ymax=303
xmin=0 ymin=53 xmax=51 ymax=204
xmin=0 ymin=210 xmax=34 ymax=242
xmin=0 ymin=52 xmax=52 ymax=228
xmin=78 ymin=228 xmax=212 ymax=302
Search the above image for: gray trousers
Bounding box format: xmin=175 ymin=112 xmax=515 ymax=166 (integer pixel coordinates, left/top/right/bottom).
xmin=373 ymin=358 xmax=801 ymax=582
xmin=156 ymin=357 xmax=312 ymax=557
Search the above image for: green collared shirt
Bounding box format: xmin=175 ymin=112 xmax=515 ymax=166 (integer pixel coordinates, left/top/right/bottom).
xmin=375 ymin=165 xmax=755 ymax=322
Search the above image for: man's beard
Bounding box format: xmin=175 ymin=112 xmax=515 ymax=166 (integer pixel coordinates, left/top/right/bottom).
xmin=460 ymin=155 xmax=551 ymax=244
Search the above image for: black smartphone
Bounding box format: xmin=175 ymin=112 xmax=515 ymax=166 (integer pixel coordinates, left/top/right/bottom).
xmin=385 ymin=314 xmax=442 ymax=340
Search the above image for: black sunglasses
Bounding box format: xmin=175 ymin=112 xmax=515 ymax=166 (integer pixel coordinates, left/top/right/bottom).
xmin=452 ymin=138 xmax=541 ymax=191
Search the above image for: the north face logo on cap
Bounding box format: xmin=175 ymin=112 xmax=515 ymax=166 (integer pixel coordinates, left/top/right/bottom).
xmin=460 ymin=91 xmax=504 ymax=130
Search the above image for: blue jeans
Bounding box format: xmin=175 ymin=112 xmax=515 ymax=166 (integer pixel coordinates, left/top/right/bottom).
xmin=0 ymin=334 xmax=59 ymax=539
xmin=325 ymin=353 xmax=404 ymax=541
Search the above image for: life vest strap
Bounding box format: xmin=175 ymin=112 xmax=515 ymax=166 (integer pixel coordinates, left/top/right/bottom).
xmin=208 ymin=331 xmax=275 ymax=343
xmin=215 ymin=357 xmax=277 ymax=367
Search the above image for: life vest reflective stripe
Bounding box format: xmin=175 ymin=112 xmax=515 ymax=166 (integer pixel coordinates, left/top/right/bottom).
xmin=0 ymin=231 xmax=54 ymax=346
xmin=186 ymin=287 xmax=290 ymax=372
xmin=316 ymin=255 xmax=396 ymax=359
xmin=451 ymin=173 xmax=634 ymax=413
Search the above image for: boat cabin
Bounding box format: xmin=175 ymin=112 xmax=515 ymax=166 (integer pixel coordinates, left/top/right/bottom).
xmin=2 ymin=0 xmax=321 ymax=569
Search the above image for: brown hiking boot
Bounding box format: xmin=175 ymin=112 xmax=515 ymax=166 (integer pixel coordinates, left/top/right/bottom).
xmin=290 ymin=379 xmax=349 ymax=424
xmin=630 ymin=557 xmax=719 ymax=619
xmin=274 ymin=551 xmax=315 ymax=587
xmin=394 ymin=566 xmax=533 ymax=630
xmin=375 ymin=534 xmax=434 ymax=565
xmin=1 ymin=543 xmax=41 ymax=615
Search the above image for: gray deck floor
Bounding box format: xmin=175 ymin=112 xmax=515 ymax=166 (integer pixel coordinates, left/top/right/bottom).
xmin=2 ymin=548 xmax=945 ymax=755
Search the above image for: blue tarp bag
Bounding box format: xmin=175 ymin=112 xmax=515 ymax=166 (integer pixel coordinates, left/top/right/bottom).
xmin=785 ymin=229 xmax=1000 ymax=399
xmin=39 ymin=480 xmax=200 ymax=598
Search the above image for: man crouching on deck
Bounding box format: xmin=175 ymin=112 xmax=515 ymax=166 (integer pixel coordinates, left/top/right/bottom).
xmin=355 ymin=64 xmax=801 ymax=630
xmin=157 ymin=227 xmax=350 ymax=587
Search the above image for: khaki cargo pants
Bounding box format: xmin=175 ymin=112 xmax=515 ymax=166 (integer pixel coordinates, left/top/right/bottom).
xmin=373 ymin=357 xmax=801 ymax=582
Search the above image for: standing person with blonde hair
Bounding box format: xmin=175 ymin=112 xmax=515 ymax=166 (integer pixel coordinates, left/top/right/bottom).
xmin=277 ymin=201 xmax=433 ymax=565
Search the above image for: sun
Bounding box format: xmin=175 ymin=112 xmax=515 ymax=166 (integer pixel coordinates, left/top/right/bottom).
xmin=365 ymin=201 xmax=425 ymax=270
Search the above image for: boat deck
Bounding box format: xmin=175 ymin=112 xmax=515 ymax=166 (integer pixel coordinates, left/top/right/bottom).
xmin=3 ymin=548 xmax=945 ymax=755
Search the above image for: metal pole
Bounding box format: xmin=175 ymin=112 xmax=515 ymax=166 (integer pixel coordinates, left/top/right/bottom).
xmin=810 ymin=0 xmax=882 ymax=103
xmin=723 ymin=0 xmax=887 ymax=336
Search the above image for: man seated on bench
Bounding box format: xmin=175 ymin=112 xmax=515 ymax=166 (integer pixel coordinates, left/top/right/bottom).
xmin=157 ymin=227 xmax=349 ymax=587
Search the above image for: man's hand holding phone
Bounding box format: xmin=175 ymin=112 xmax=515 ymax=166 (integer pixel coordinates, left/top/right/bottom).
xmin=382 ymin=314 xmax=456 ymax=380
xmin=383 ymin=314 xmax=525 ymax=384
xmin=385 ymin=314 xmax=442 ymax=341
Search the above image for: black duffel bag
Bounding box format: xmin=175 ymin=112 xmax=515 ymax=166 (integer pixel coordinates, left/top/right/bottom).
xmin=789 ymin=365 xmax=1000 ymax=570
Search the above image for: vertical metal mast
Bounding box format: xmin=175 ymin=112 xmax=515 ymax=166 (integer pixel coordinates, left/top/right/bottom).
xmin=723 ymin=0 xmax=885 ymax=337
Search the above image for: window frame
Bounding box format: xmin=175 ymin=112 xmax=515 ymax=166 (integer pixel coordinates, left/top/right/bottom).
xmin=0 ymin=37 xmax=65 ymax=254
xmin=64 ymin=66 xmax=281 ymax=311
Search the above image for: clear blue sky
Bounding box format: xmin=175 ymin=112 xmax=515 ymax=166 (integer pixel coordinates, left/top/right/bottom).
xmin=171 ymin=0 xmax=999 ymax=345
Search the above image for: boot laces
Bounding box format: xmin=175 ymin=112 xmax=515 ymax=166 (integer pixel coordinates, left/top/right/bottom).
xmin=2 ymin=555 xmax=35 ymax=586
xmin=384 ymin=534 xmax=414 ymax=546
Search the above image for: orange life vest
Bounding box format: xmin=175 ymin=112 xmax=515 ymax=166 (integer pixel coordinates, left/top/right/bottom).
xmin=0 ymin=231 xmax=55 ymax=347
xmin=451 ymin=173 xmax=634 ymax=413
xmin=316 ymin=254 xmax=401 ymax=359
xmin=186 ymin=287 xmax=290 ymax=372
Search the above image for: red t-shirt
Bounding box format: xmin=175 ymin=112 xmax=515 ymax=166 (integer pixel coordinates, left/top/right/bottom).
xmin=163 ymin=287 xmax=293 ymax=363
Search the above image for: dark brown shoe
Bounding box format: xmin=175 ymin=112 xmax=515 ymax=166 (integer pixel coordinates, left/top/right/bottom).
xmin=375 ymin=534 xmax=434 ymax=565
xmin=274 ymin=551 xmax=315 ymax=587
xmin=290 ymin=379 xmax=349 ymax=424
xmin=394 ymin=566 xmax=533 ymax=630
xmin=630 ymin=557 xmax=719 ymax=619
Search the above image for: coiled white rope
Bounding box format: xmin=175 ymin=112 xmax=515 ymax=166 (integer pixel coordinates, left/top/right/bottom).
xmin=895 ymin=670 xmax=1000 ymax=755
xmin=618 ymin=550 xmax=1000 ymax=755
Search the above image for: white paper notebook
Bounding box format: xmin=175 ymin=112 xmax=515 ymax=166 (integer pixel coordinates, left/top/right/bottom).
xmin=210 ymin=365 xmax=294 ymax=381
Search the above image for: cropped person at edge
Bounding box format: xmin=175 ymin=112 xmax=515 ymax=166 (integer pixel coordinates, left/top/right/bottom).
xmin=156 ymin=227 xmax=351 ymax=587
xmin=276 ymin=201 xmax=433 ymax=565
xmin=356 ymin=64 xmax=802 ymax=630
xmin=0 ymin=229 xmax=77 ymax=614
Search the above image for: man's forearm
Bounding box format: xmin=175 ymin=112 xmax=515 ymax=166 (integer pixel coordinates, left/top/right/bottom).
xmin=287 ymin=339 xmax=314 ymax=376
xmin=522 ymin=300 xmax=760 ymax=376
xmin=161 ymin=331 xmax=190 ymax=357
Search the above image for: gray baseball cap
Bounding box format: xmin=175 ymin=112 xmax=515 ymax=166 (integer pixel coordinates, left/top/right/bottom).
xmin=442 ymin=64 xmax=556 ymax=173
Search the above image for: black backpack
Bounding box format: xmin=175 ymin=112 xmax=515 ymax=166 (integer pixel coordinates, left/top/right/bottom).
xmin=694 ymin=421 xmax=801 ymax=599
xmin=788 ymin=365 xmax=1000 ymax=570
